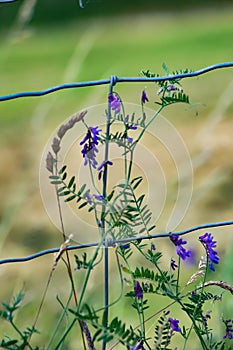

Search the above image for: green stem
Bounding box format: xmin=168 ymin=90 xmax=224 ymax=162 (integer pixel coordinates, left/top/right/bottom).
xmin=10 ymin=321 xmax=33 ymax=350
xmin=47 ymin=291 xmax=73 ymax=350
xmin=54 ymin=317 xmax=77 ymax=350
xmin=126 ymin=105 xmax=164 ymax=183
xmin=131 ymin=105 xmax=164 ymax=152
xmin=176 ymin=256 xmax=181 ymax=296
xmin=178 ymin=299 xmax=208 ymax=350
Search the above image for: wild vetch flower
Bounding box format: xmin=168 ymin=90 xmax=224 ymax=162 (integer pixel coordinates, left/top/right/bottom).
xmin=128 ymin=125 xmax=137 ymax=130
xmin=199 ymin=232 xmax=220 ymax=271
xmin=168 ymin=317 xmax=181 ymax=333
xmin=97 ymin=160 xmax=113 ymax=180
xmin=141 ymin=90 xmax=149 ymax=104
xmin=130 ymin=340 xmax=146 ymax=350
xmin=93 ymin=194 xmax=104 ymax=201
xmin=167 ymin=84 xmax=178 ymax=92
xmin=108 ymin=93 xmax=121 ymax=114
xmin=85 ymin=193 xmax=92 ymax=205
xmin=202 ymin=311 xmax=211 ymax=327
xmin=171 ymin=258 xmax=178 ymax=271
xmin=222 ymin=319 xmax=233 ymax=340
xmin=120 ymin=243 xmax=130 ymax=249
xmin=151 ymin=243 xmax=156 ymax=251
xmin=134 ymin=281 xmax=143 ymax=300
xmin=170 ymin=234 xmax=191 ymax=261
xmin=80 ymin=126 xmax=102 ymax=168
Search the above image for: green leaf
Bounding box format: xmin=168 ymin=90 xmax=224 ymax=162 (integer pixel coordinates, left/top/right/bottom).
xmin=62 ymin=172 xmax=67 ymax=181
xmin=162 ymin=62 xmax=170 ymax=75
xmin=68 ymin=176 xmax=75 ymax=188
xmin=64 ymin=194 xmax=76 ymax=202
xmin=77 ymin=184 xmax=86 ymax=196
xmin=107 ymin=190 xmax=115 ymax=202
xmin=78 ymin=202 xmax=88 ymax=209
xmin=58 ymin=165 xmax=67 ymax=174
xmin=50 ymin=180 xmax=63 ymax=185
xmin=57 ymin=186 xmax=66 ymax=193
xmin=132 ymin=178 xmax=143 ymax=190
xmin=49 ymin=175 xmax=60 ymax=180
xmin=0 ymin=310 xmax=9 ymax=320
xmin=58 ymin=190 xmax=71 ymax=196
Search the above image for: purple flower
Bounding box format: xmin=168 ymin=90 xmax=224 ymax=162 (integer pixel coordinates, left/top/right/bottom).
xmin=151 ymin=243 xmax=156 ymax=251
xmin=167 ymin=84 xmax=178 ymax=92
xmin=93 ymin=194 xmax=104 ymax=201
xmin=199 ymin=233 xmax=220 ymax=271
xmin=97 ymin=160 xmax=113 ymax=180
xmin=171 ymin=258 xmax=178 ymax=271
xmin=130 ymin=340 xmax=146 ymax=350
xmin=141 ymin=90 xmax=149 ymax=104
xmin=170 ymin=234 xmax=191 ymax=261
xmin=222 ymin=319 xmax=233 ymax=340
xmin=97 ymin=160 xmax=113 ymax=172
xmin=134 ymin=281 xmax=143 ymax=300
xmin=85 ymin=193 xmax=92 ymax=205
xmin=80 ymin=126 xmax=102 ymax=168
xmin=128 ymin=125 xmax=137 ymax=130
xmin=120 ymin=243 xmax=130 ymax=249
xmin=168 ymin=317 xmax=181 ymax=333
xmin=108 ymin=93 xmax=121 ymax=114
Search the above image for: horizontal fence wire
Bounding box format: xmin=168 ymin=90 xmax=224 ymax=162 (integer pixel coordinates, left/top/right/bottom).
xmin=0 ymin=221 xmax=233 ymax=265
xmin=0 ymin=62 xmax=233 ymax=266
xmin=0 ymin=62 xmax=233 ymax=102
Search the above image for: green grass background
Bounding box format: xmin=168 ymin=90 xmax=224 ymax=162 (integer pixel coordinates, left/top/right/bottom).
xmin=0 ymin=3 xmax=233 ymax=348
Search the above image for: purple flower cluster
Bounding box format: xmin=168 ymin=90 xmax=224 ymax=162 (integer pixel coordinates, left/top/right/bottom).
xmin=168 ymin=317 xmax=181 ymax=333
xmin=170 ymin=234 xmax=191 ymax=261
xmin=199 ymin=232 xmax=220 ymax=271
xmin=80 ymin=126 xmax=102 ymax=168
xmin=134 ymin=281 xmax=143 ymax=300
xmin=108 ymin=93 xmax=121 ymax=114
xmin=222 ymin=319 xmax=233 ymax=340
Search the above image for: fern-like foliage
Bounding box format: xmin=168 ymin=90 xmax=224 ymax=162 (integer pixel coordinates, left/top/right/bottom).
xmin=154 ymin=311 xmax=173 ymax=350
xmin=69 ymin=305 xmax=138 ymax=347
xmin=0 ymin=290 xmax=24 ymax=322
xmin=155 ymin=90 xmax=189 ymax=107
xmin=108 ymin=110 xmax=147 ymax=128
xmin=75 ymin=252 xmax=93 ymax=270
xmin=183 ymin=291 xmax=215 ymax=325
xmin=108 ymin=176 xmax=155 ymax=238
xmin=141 ymin=64 xmax=191 ymax=108
xmin=132 ymin=266 xmax=176 ymax=295
xmin=49 ymin=165 xmax=92 ymax=210
xmin=0 ymin=291 xmax=39 ymax=349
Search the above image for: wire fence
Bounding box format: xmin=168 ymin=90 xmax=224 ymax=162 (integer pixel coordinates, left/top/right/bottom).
xmin=0 ymin=62 xmax=233 ymax=349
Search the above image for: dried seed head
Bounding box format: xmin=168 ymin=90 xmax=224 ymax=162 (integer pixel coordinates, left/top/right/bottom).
xmin=52 ymin=137 xmax=60 ymax=154
xmin=71 ymin=109 xmax=88 ymax=123
xmin=57 ymin=110 xmax=88 ymax=140
xmin=57 ymin=124 xmax=67 ymax=139
xmin=46 ymin=151 xmax=54 ymax=173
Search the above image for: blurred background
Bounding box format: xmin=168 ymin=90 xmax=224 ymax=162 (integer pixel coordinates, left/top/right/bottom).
xmin=0 ymin=0 xmax=233 ymax=348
